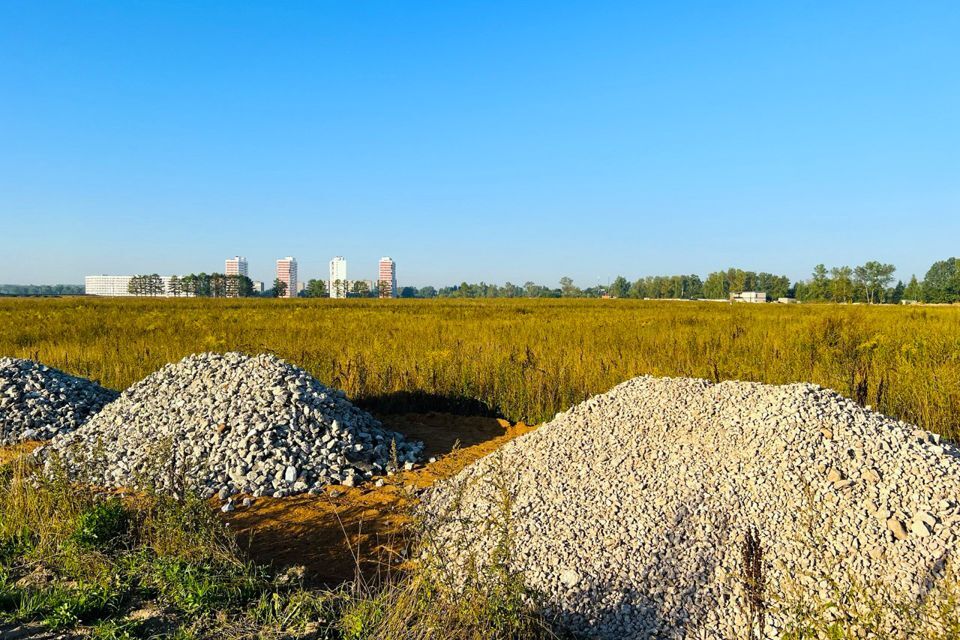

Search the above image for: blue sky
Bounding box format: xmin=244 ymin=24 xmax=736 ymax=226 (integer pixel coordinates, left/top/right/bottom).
xmin=1 ymin=1 xmax=957 ymax=287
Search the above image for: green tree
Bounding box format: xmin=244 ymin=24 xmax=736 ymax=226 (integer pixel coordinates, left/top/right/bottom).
xmin=703 ymin=272 xmax=727 ymax=299
xmin=210 ymin=273 xmax=228 ymax=298
xmin=350 ymin=280 xmax=370 ymax=297
xmin=609 ymin=276 xmax=630 ymax=298
xmin=304 ymin=279 xmax=328 ymax=298
xmin=829 ymin=266 xmax=854 ymax=303
xmin=194 ymin=273 xmax=211 ymax=297
xmin=854 ymin=261 xmax=896 ymax=304
xmin=272 ymin=278 xmax=287 ymax=298
xmin=148 ymin=274 xmax=164 ymax=296
xmin=755 ymin=273 xmax=791 ymax=300
xmin=180 ymin=275 xmax=196 ymax=297
xmin=500 ymin=282 xmax=522 ymax=298
xmin=559 ymin=277 xmax=580 ymax=297
xmin=805 ymin=264 xmax=830 ymax=301
xmin=237 ymin=275 xmax=255 ymax=297
xmin=889 ymin=280 xmax=906 ymax=304
xmin=685 ymin=274 xmax=704 ymax=299
xmin=903 ymin=275 xmax=922 ymax=302
xmin=922 ymin=258 xmax=960 ymax=303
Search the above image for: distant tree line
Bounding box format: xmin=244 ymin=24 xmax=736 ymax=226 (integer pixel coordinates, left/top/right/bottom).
xmin=296 ymin=279 xmax=401 ymax=299
xmin=126 ymin=273 xmax=256 ymax=297
xmin=13 ymin=256 xmax=960 ymax=304
xmin=179 ymin=273 xmax=255 ymax=297
xmin=423 ymin=271 xmax=790 ymax=301
xmin=0 ymin=284 xmax=84 ymax=296
xmin=410 ymin=256 xmax=960 ymax=304
xmin=793 ymin=262 xmax=900 ymax=304
xmin=127 ymin=274 xmax=166 ymax=296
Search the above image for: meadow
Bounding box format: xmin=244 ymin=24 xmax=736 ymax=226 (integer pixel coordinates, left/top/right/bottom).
xmin=1 ymin=297 xmax=959 ymax=439
xmin=3 ymin=297 xmax=960 ymax=639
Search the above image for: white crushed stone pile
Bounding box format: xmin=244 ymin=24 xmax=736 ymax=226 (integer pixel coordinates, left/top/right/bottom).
xmin=0 ymin=357 xmax=118 ymax=444
xmin=420 ymin=376 xmax=960 ymax=639
xmin=42 ymin=352 xmax=422 ymax=498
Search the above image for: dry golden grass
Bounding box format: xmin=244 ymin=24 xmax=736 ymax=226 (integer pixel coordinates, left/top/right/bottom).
xmin=2 ymin=297 xmax=959 ymax=438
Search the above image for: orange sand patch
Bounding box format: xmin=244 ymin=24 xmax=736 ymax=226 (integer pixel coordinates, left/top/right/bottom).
xmin=0 ymin=440 xmax=42 ymax=466
xmin=225 ymin=413 xmax=535 ymax=585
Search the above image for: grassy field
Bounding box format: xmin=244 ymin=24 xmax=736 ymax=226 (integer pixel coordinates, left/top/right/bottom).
xmin=2 ymin=297 xmax=959 ymax=439
xmin=3 ymin=297 xmax=960 ymax=638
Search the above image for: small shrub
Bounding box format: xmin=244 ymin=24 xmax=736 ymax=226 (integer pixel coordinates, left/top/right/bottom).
xmin=0 ymin=530 xmax=36 ymax=566
xmin=339 ymin=595 xmax=386 ymax=640
xmin=88 ymin=617 xmax=146 ymax=640
xmin=144 ymin=558 xmax=264 ymax=615
xmin=4 ymin=581 xmax=127 ymax=629
xmin=71 ymin=499 xmax=130 ymax=549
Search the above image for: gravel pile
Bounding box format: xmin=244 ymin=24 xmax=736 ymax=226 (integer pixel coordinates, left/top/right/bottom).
xmin=43 ymin=352 xmax=422 ymax=498
xmin=420 ymin=376 xmax=960 ymax=639
xmin=0 ymin=357 xmax=118 ymax=444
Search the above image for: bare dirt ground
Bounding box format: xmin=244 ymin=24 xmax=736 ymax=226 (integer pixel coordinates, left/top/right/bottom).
xmin=0 ymin=441 xmax=41 ymax=466
xmin=225 ymin=413 xmax=536 ymax=585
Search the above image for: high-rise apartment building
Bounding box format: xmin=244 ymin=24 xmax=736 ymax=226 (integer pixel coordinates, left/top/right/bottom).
xmin=276 ymin=257 xmax=297 ymax=298
xmin=329 ymin=256 xmax=348 ymax=299
xmin=225 ymin=256 xmax=248 ymax=277
xmin=378 ymin=257 xmax=397 ymax=298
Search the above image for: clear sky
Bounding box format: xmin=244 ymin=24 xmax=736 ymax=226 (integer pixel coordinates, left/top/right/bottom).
xmin=1 ymin=1 xmax=958 ymax=287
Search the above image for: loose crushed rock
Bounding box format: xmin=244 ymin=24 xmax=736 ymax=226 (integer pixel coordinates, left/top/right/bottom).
xmin=0 ymin=357 xmax=118 ymax=444
xmin=42 ymin=352 xmax=422 ymax=498
xmin=420 ymin=376 xmax=960 ymax=639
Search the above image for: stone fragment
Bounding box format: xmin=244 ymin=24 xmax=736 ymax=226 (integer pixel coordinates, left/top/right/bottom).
xmin=911 ymin=520 xmax=931 ymax=537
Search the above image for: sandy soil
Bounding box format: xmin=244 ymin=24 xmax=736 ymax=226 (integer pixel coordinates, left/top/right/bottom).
xmin=225 ymin=413 xmax=535 ymax=585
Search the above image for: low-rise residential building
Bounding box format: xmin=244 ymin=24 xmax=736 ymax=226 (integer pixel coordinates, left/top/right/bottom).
xmin=731 ymin=291 xmax=767 ymax=303
xmin=85 ymin=275 xmax=182 ymax=297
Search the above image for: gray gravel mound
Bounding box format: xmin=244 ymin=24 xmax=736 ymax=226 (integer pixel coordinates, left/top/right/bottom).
xmin=420 ymin=376 xmax=960 ymax=639
xmin=43 ymin=352 xmax=422 ymax=498
xmin=0 ymin=357 xmax=118 ymax=444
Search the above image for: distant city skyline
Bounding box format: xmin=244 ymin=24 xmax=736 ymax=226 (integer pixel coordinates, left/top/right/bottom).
xmin=13 ymin=248 xmax=960 ymax=291
xmin=1 ymin=3 xmax=958 ymax=286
